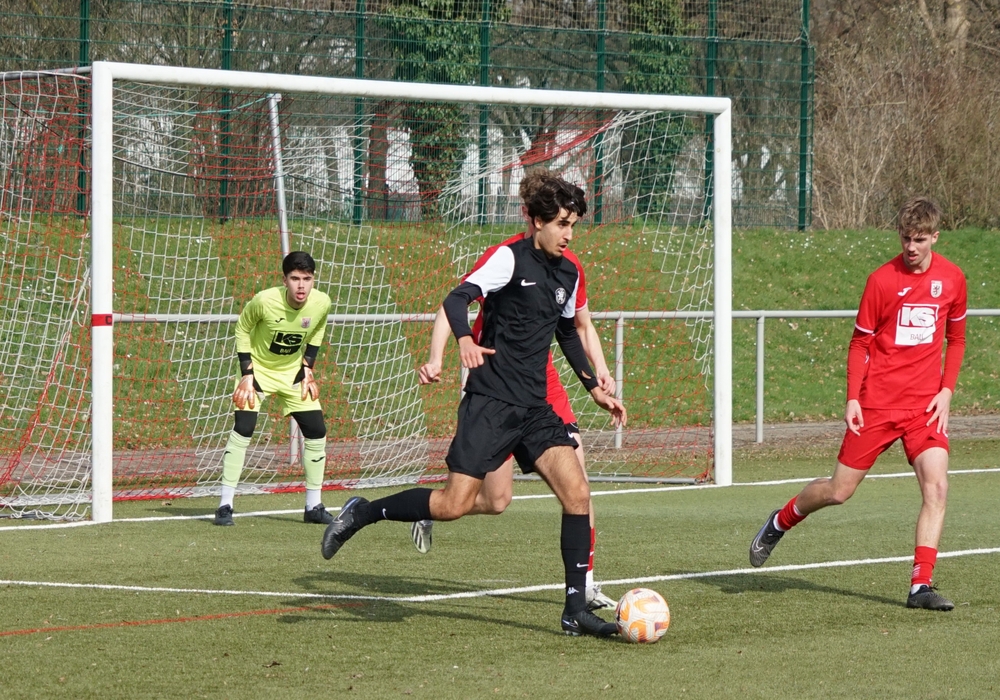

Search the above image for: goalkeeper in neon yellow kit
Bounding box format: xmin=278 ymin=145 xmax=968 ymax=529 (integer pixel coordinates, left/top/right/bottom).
xmin=214 ymin=251 xmax=334 ymax=526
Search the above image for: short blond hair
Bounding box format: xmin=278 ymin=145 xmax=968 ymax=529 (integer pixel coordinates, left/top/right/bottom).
xmin=897 ymin=196 xmax=942 ymax=236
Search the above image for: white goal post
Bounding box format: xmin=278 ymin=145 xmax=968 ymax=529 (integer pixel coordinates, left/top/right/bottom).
xmin=2 ymin=62 xmax=731 ymax=521
xmin=89 ymin=61 xmax=734 ymax=521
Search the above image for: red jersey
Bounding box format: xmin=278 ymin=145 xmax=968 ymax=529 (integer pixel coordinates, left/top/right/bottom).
xmin=850 ymin=253 xmax=967 ymax=409
xmin=466 ymin=232 xmax=588 ymax=342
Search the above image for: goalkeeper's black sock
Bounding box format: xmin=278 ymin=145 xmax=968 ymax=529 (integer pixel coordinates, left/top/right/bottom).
xmin=359 ymin=488 xmax=433 ymax=525
xmin=561 ymin=513 xmax=591 ymax=614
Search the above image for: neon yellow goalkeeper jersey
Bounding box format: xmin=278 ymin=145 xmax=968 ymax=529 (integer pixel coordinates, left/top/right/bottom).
xmin=235 ymin=286 xmax=332 ymax=373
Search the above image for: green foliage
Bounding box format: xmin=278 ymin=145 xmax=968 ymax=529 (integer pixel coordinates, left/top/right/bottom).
xmin=732 ymin=228 xmax=1000 ymax=421
xmin=374 ymin=0 xmax=508 ymax=220
xmin=621 ymin=0 xmax=691 ymax=96
xmin=616 ymin=0 xmax=693 ymax=217
xmin=617 ymin=111 xmax=691 ymax=218
xmin=402 ymin=102 xmax=470 ymax=220
xmin=376 ymin=2 xmax=481 ymax=85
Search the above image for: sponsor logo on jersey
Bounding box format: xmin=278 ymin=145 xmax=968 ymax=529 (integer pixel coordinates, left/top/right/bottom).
xmin=931 ymin=280 xmax=943 ymax=298
xmin=301 ymin=317 xmax=311 ymax=328
xmin=897 ymin=287 xmax=911 ymax=296
xmin=554 ymin=287 xmax=567 ymax=305
xmin=269 ymin=330 xmax=305 ymax=355
xmin=895 ymin=303 xmax=939 ymax=346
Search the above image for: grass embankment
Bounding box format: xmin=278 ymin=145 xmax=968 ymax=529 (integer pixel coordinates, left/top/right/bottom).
xmin=730 ymin=228 xmax=1000 ymax=421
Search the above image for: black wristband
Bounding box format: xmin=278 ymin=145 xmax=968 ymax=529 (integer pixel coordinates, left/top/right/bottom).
xmin=238 ymin=352 xmax=254 ymax=376
xmin=302 ymin=344 xmax=319 ymax=369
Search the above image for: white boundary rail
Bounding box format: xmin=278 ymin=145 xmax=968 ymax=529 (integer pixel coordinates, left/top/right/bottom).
xmin=734 ymin=309 xmax=1000 ymax=442
xmin=90 ymin=61 xmax=734 ymax=521
xmin=115 ymin=307 xmax=1000 ymax=450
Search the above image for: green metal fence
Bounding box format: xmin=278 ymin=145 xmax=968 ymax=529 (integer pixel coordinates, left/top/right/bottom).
xmin=0 ymin=0 xmax=813 ymax=228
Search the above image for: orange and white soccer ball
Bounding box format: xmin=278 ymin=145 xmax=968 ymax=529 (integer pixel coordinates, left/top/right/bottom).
xmin=615 ymin=587 xmax=670 ymax=643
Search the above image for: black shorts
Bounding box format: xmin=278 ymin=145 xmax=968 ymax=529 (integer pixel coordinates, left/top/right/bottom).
xmin=445 ymin=393 xmax=578 ymax=478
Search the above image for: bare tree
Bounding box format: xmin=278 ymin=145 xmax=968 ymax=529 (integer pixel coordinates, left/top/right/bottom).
xmin=916 ymin=0 xmax=970 ymax=62
xmin=812 ymin=2 xmax=1000 ymax=228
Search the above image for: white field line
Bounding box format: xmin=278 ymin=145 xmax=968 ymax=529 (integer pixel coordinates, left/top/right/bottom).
xmin=3 ymin=467 xmax=999 ymax=532
xmin=1 ymin=547 xmax=998 ymax=603
xmin=2 ymin=470 xmax=997 ymax=603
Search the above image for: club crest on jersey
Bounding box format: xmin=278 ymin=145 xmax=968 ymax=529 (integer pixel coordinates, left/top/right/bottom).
xmin=930 ymin=280 xmax=943 ymax=298
xmin=554 ymin=288 xmax=567 ymax=305
xmin=301 ymin=317 xmax=311 ymax=328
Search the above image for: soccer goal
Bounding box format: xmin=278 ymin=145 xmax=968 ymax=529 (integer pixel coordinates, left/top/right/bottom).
xmin=0 ymin=62 xmax=731 ymax=521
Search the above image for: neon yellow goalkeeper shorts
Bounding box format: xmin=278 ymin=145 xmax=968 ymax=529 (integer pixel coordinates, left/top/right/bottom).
xmin=234 ymin=364 xmax=321 ymax=416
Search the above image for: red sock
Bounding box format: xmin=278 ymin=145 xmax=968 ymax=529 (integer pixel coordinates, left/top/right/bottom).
xmin=776 ymin=496 xmax=807 ymax=531
xmin=588 ymin=527 xmax=596 ymax=573
xmin=911 ymin=546 xmax=937 ymax=587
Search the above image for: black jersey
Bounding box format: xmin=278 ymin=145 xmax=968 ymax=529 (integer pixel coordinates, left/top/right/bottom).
xmin=460 ymin=237 xmax=580 ymax=407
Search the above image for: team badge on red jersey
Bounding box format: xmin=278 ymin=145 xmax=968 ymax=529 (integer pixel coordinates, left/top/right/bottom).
xmin=301 ymin=317 xmax=311 ymax=328
xmin=930 ymin=280 xmax=943 ymax=298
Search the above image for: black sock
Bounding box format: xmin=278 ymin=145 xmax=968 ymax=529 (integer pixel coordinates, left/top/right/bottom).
xmin=359 ymin=488 xmax=433 ymax=525
xmin=560 ymin=513 xmax=590 ymax=614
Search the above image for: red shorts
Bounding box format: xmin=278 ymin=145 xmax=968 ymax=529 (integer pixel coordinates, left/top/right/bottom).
xmin=837 ymin=407 xmax=949 ymax=470
xmin=546 ymin=358 xmax=577 ymax=429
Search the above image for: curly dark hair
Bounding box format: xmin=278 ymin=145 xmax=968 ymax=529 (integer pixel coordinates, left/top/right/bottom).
xmin=524 ymin=175 xmax=587 ymax=224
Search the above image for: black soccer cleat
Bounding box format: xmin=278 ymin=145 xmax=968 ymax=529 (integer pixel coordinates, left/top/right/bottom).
xmin=321 ymin=496 xmax=369 ymax=560
xmin=303 ymin=503 xmax=335 ymax=525
xmin=214 ymin=504 xmax=235 ymax=526
xmin=906 ymin=585 xmax=955 ymax=611
xmin=560 ymin=608 xmax=618 ymax=638
xmin=749 ymin=509 xmax=784 ymax=567
xmin=411 ymin=519 xmax=433 ymax=554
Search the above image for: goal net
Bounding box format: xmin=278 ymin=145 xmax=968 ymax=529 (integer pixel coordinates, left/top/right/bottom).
xmin=0 ymin=64 xmax=731 ymax=521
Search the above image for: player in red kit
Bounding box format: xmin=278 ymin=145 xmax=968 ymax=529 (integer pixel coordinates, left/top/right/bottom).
xmin=749 ymin=197 xmax=967 ymax=611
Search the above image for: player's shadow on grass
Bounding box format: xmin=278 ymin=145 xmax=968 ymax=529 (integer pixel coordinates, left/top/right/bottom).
xmin=148 ymin=504 xmax=215 ymax=518
xmin=296 ymin=569 xmax=474 ymax=597
xmin=145 ymin=504 xmax=311 ymax=525
xmin=705 ymin=573 xmax=902 ymax=607
xmin=145 ymin=506 xmax=295 ymax=524
xmin=273 ymin=595 xmax=553 ymax=635
xmin=294 ymin=569 xmax=553 ymax=606
xmin=274 ymin=592 xmax=609 ymax=638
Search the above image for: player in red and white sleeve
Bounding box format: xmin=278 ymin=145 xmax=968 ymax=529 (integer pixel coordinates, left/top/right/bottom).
xmin=414 ymin=168 xmax=617 ymax=611
xmin=748 ymin=196 xmax=967 ymax=611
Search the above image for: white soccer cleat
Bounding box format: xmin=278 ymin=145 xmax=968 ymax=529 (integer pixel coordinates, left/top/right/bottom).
xmin=586 ymin=583 xmax=616 ymax=611
xmin=411 ymin=519 xmax=433 ymax=554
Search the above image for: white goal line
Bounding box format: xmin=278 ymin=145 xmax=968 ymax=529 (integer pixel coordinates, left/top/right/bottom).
xmin=2 ymin=467 xmax=997 ymax=533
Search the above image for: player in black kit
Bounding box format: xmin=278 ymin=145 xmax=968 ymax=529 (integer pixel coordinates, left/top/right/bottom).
xmin=321 ymin=176 xmax=627 ymax=638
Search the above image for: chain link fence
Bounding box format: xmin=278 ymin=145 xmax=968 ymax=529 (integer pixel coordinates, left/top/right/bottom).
xmin=1 ymin=0 xmax=812 ymax=227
